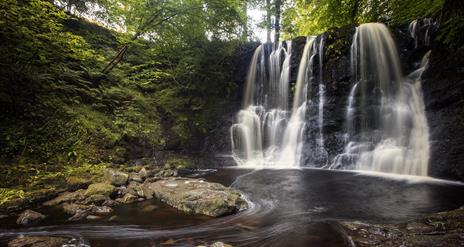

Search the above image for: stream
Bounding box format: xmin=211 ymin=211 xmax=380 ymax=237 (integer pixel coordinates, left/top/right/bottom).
xmin=1 ymin=168 xmax=464 ymax=247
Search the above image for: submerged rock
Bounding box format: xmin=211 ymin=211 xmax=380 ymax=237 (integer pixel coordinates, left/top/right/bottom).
xmin=143 ymin=178 xmax=247 ymax=217
xmin=104 ymin=168 xmax=129 ymax=186
xmin=142 ymin=205 xmax=158 ymax=212
xmin=8 ymin=236 xmax=67 ymax=247
xmin=84 ymin=183 xmax=115 ymax=197
xmin=16 ymin=209 xmax=46 ymax=225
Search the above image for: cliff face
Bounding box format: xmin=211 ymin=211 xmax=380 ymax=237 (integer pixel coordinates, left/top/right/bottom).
xmin=422 ymin=0 xmax=464 ymax=181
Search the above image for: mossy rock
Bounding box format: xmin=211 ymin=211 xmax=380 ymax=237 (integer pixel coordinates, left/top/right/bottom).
xmin=66 ymin=176 xmax=91 ymax=191
xmin=84 ymin=183 xmax=115 ymax=197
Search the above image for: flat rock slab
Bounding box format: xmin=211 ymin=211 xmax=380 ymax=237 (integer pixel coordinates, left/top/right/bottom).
xmin=143 ymin=178 xmax=248 ymax=217
xmin=339 ymin=207 xmax=464 ymax=247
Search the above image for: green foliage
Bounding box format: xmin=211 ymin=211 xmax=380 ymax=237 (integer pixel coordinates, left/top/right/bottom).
xmin=0 ymin=0 xmax=243 ymax=167
xmin=437 ymin=13 xmax=464 ymax=51
xmin=282 ymin=0 xmax=445 ymax=38
xmin=0 ymin=188 xmax=26 ymax=206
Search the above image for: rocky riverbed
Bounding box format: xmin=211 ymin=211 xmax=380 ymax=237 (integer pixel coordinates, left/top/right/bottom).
xmin=4 ymin=166 xmax=248 ymax=227
xmin=338 ymin=207 xmax=464 ymax=247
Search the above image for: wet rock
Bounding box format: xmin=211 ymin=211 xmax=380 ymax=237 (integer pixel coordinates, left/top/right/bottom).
xmin=197 ymin=242 xmax=233 ymax=247
xmin=84 ymin=183 xmax=115 ymax=197
xmin=127 ymin=181 xmax=145 ymax=197
xmin=102 ymin=199 xmax=119 ymax=207
xmin=143 ymin=178 xmax=248 ymax=217
xmin=68 ymin=211 xmax=88 ymax=221
xmin=16 ymin=209 xmax=46 ymax=225
xmin=108 ymin=215 xmax=118 ymax=221
xmin=210 ymin=242 xmax=233 ymax=247
xmin=156 ymin=169 xmax=178 ymax=177
xmin=86 ymin=215 xmax=102 ymax=220
xmin=129 ymin=172 xmax=143 ymax=183
xmin=62 ymin=203 xmax=93 ymax=215
xmin=104 ymin=168 xmax=128 ymax=186
xmin=92 ymin=205 xmax=113 ymax=215
xmin=116 ymin=193 xmax=138 ymax=204
xmin=8 ymin=236 xmax=67 ymax=247
xmin=43 ymin=190 xmax=86 ymax=206
xmin=83 ymin=194 xmax=110 ymax=205
xmin=62 ymin=203 xmax=112 ymax=220
xmin=339 ymin=207 xmax=464 ymax=247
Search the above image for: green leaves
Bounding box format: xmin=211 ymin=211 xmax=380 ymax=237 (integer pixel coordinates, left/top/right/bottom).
xmin=282 ymin=0 xmax=445 ymax=38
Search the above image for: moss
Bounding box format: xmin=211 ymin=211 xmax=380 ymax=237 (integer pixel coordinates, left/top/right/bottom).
xmin=0 ymin=162 xmax=106 ymax=210
xmin=84 ymin=182 xmax=115 ymax=197
xmin=165 ymin=155 xmax=192 ymax=169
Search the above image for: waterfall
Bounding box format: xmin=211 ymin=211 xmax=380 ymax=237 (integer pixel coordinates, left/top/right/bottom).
xmin=279 ymin=36 xmax=317 ymax=167
xmin=409 ymin=18 xmax=435 ymax=48
xmin=330 ymin=23 xmax=431 ymax=176
xmin=231 ymin=41 xmax=293 ymax=167
xmin=231 ymin=36 xmax=326 ymax=168
xmin=317 ymin=37 xmax=326 ymax=150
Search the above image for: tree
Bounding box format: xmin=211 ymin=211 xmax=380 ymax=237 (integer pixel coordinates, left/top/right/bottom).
xmin=100 ymin=0 xmax=246 ymax=74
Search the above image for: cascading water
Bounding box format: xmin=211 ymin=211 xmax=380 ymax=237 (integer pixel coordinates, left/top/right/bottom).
xmin=231 ymin=35 xmax=326 ymax=168
xmin=330 ymin=23 xmax=431 ymax=176
xmin=409 ymin=18 xmax=435 ymax=48
xmin=231 ymin=41 xmax=293 ymax=167
xmin=278 ymin=36 xmax=316 ymax=166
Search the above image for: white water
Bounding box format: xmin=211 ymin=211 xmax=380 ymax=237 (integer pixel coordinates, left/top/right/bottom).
xmin=330 ymin=23 xmax=431 ymax=176
xmin=409 ymin=18 xmax=435 ymax=48
xmin=231 ymin=42 xmax=293 ymax=167
xmin=231 ymin=36 xmax=326 ymax=168
xmin=279 ymin=36 xmax=317 ymax=167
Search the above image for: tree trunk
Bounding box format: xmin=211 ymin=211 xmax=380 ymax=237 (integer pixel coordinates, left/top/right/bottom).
xmin=266 ymin=0 xmax=272 ymax=43
xmin=102 ymin=33 xmax=140 ymax=74
xmin=102 ymin=44 xmax=129 ymax=74
xmin=274 ymin=0 xmax=281 ymax=46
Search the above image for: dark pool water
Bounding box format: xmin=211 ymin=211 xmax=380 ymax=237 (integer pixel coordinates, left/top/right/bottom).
xmin=1 ymin=168 xmax=464 ymax=247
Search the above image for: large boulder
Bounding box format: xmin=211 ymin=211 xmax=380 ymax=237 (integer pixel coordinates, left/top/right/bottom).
xmin=104 ymin=168 xmax=129 ymax=186
xmin=8 ymin=236 xmax=67 ymax=247
xmin=84 ymin=183 xmax=115 ymax=197
xmin=16 ymin=210 xmax=46 ymax=225
xmin=143 ymin=178 xmax=247 ymax=217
